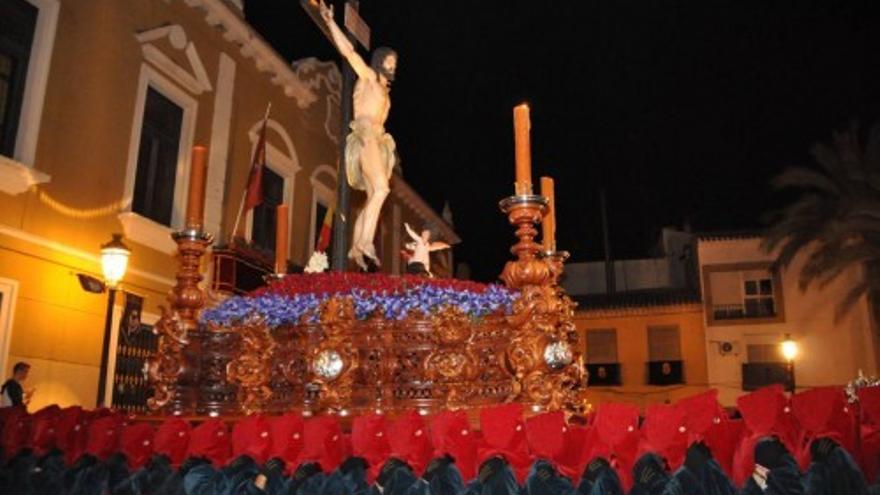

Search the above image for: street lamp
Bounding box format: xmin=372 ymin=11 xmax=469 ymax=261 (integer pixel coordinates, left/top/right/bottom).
xmin=780 ymin=334 xmax=798 ymax=392
xmin=97 ymin=234 xmax=130 ymax=406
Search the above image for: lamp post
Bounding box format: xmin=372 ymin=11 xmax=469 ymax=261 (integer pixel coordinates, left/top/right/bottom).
xmin=781 ymin=334 xmax=798 ymax=392
xmin=97 ymin=234 xmax=130 ymax=407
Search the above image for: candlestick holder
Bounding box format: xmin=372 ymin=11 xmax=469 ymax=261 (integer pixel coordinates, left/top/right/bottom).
xmin=147 ymin=227 xmax=212 ymax=413
xmin=168 ymin=228 xmax=214 ymax=330
xmin=498 ymin=194 xmax=553 ymax=289
xmin=499 ymin=194 xmax=585 ymax=411
xmin=540 ymin=249 xmax=571 ymax=286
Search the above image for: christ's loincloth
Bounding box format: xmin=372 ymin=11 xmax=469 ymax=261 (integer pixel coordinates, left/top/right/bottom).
xmin=345 ymin=118 xmax=396 ymax=191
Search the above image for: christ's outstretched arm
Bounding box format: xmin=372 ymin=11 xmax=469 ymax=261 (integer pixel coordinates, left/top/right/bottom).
xmin=318 ymin=1 xmax=372 ymax=79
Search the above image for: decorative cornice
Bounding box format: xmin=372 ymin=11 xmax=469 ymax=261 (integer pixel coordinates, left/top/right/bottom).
xmin=136 ymin=24 xmax=213 ymax=95
xmin=182 ymin=0 xmax=319 ymax=108
xmin=390 ymin=174 xmax=460 ymax=244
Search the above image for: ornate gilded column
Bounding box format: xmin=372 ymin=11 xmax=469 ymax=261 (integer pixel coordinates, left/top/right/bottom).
xmin=147 ymin=228 xmax=213 ymax=413
xmin=499 ymin=194 xmax=585 ymax=412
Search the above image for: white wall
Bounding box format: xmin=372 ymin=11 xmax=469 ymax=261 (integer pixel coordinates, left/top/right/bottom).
xmin=698 ymin=237 xmax=880 ymax=405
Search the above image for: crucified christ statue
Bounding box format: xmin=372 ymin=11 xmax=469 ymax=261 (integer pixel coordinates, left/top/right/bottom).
xmin=319 ymin=1 xmax=397 ymax=271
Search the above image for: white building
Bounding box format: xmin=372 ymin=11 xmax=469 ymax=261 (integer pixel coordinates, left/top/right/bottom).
xmin=697 ymin=233 xmax=880 ymax=405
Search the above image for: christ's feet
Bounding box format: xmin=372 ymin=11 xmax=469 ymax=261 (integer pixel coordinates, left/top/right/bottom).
xmin=348 ymin=246 xmax=368 ymax=271
xmin=360 ymin=243 xmax=381 ymax=267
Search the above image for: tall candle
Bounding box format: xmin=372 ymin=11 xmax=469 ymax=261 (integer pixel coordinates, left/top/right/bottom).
xmin=541 ymin=176 xmax=556 ymax=252
xmin=513 ymin=103 xmax=532 ymax=195
xmin=275 ymin=204 xmax=289 ymax=274
xmin=185 ymin=146 xmax=208 ymax=230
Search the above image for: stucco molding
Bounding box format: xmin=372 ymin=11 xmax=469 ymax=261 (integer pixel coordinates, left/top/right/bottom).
xmin=205 ymin=52 xmax=237 ymax=239
xmin=0 ymin=155 xmax=50 ymax=196
xmin=182 ymin=0 xmax=319 ymax=108
xmin=117 ymin=212 xmax=178 ymax=255
xmin=136 ymin=24 xmax=213 ymax=95
xmin=291 ymin=57 xmax=342 ymax=144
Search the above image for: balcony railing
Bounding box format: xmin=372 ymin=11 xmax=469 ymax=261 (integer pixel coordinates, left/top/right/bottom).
xmin=742 ymin=362 xmax=793 ymax=391
xmin=647 ymin=360 xmax=684 ymax=385
xmin=712 ymin=301 xmax=776 ymax=320
xmin=585 ymin=363 xmax=621 ymax=386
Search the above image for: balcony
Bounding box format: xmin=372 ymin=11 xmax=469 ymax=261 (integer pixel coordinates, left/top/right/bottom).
xmin=210 ymin=240 xmax=300 ymax=296
xmin=742 ymin=362 xmax=793 ymax=391
xmin=647 ymin=360 xmax=684 ymax=385
xmin=712 ymin=300 xmax=776 ymax=321
xmin=585 ymin=363 xmax=621 ymax=386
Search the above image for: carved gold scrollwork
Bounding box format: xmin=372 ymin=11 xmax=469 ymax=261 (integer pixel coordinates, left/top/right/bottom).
xmin=423 ymin=307 xmax=478 ymax=408
xmin=499 ymin=195 xmax=586 ymax=412
xmin=431 ymin=306 xmax=472 ymax=345
xmin=309 ymin=297 xmax=359 ymax=411
xmin=226 ymin=317 xmax=276 ymax=414
xmin=146 ymin=307 xmax=188 ymax=411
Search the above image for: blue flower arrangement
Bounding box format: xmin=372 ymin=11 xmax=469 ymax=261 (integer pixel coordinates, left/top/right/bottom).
xmin=201 ymin=279 xmax=518 ymax=328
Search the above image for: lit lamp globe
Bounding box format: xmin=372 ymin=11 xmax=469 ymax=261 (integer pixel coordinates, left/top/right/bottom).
xmin=101 ymin=234 xmax=130 ymax=288
xmin=781 ymin=335 xmax=798 ymax=362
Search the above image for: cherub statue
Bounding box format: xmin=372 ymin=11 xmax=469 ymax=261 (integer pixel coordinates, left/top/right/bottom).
xmin=318 ymin=0 xmax=398 ymax=271
xmin=404 ymin=223 xmax=450 ymax=277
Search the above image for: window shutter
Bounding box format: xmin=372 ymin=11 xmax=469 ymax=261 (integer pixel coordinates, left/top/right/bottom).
xmin=648 ymin=326 xmax=681 ymax=361
xmin=747 ymin=344 xmax=782 ymax=363
xmin=586 ymin=329 xmax=618 ymax=363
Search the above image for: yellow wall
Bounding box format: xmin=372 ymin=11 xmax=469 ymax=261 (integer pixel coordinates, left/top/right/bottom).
xmin=573 ymin=303 xmax=709 ymax=410
xmin=0 ymin=0 xmax=455 ymax=409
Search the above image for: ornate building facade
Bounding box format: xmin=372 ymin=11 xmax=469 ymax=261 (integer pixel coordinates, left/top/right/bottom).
xmin=0 ymin=0 xmax=455 ymax=411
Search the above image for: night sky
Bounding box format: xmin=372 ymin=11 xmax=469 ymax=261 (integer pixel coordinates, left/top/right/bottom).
xmin=246 ymin=1 xmax=880 ymax=282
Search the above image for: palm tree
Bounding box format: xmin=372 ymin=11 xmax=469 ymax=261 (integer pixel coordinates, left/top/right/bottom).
xmin=763 ymin=122 xmax=880 ymax=320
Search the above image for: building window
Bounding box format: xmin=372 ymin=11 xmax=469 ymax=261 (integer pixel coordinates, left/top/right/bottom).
xmin=647 ymin=325 xmax=683 ymax=385
xmin=0 ymin=0 xmax=38 ymax=157
xmin=587 ymin=329 xmax=618 ymax=363
xmin=743 ymin=278 xmax=775 ymax=317
xmin=132 ymin=87 xmax=183 ymax=226
xmin=251 ymin=167 xmax=284 ymax=253
xmin=704 ymin=263 xmax=785 ymax=325
xmin=586 ymin=329 xmax=621 ymax=386
xmin=742 ymin=343 xmax=793 ymax=391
